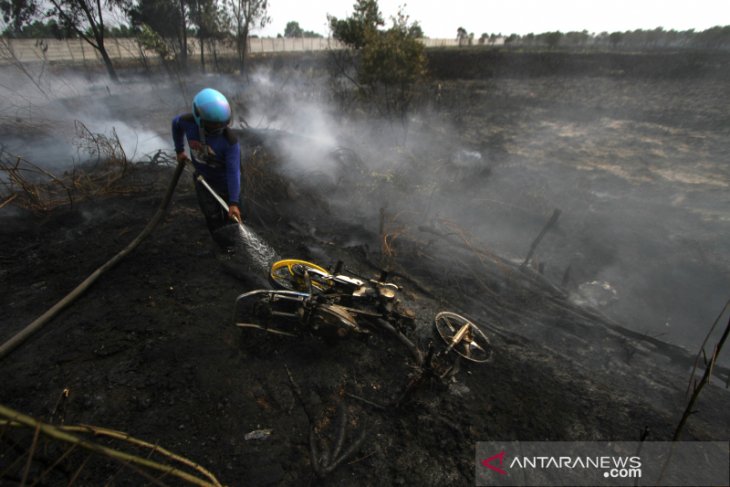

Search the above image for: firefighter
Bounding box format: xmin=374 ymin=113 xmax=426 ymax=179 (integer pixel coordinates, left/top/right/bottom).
xmin=172 ymin=88 xmax=242 ymax=251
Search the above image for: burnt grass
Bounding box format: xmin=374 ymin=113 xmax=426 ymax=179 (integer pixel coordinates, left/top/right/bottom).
xmin=1 ymin=49 xmax=730 ymax=486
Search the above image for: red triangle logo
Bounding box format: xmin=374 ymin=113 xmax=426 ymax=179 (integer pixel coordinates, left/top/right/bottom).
xmin=481 ymin=451 xmax=508 ymax=475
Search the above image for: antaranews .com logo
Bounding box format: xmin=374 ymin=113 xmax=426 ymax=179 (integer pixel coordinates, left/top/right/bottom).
xmin=475 ymin=441 xmax=729 ymax=486
xmin=481 ymin=450 xmax=642 ymax=479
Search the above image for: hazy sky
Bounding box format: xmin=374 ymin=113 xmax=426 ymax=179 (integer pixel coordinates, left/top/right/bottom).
xmin=258 ymin=0 xmax=729 ymax=38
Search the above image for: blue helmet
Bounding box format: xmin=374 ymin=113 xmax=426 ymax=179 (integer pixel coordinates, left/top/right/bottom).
xmin=192 ymin=88 xmax=231 ymax=130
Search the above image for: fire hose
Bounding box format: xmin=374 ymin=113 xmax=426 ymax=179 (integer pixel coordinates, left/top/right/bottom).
xmin=0 ymin=159 xmax=188 ymax=361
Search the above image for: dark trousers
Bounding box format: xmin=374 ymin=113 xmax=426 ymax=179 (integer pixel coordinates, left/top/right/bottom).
xmin=193 ymin=173 xmax=241 ymax=251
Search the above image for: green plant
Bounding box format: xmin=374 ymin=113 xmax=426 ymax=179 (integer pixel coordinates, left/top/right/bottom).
xmin=328 ymin=0 xmax=427 ymax=130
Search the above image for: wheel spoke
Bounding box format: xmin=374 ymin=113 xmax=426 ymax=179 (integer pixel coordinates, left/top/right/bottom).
xmin=468 ymin=339 xmax=486 ymax=353
xmin=443 ymin=316 xmax=457 ymax=333
xmin=434 ymin=311 xmax=493 ymax=364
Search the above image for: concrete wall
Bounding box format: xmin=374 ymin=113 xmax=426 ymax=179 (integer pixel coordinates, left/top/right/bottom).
xmin=0 ymin=37 xmax=465 ymax=65
xmin=0 ymin=38 xmax=145 ymax=64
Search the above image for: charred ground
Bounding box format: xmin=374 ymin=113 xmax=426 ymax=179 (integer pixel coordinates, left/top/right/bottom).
xmin=1 ymin=49 xmax=729 ymax=486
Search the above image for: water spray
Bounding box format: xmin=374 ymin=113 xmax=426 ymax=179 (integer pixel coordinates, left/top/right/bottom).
xmin=195 ymin=174 xmax=278 ymax=272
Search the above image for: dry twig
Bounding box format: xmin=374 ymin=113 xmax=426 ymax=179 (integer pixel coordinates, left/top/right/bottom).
xmin=0 ymin=404 xmax=223 ymax=487
xmin=674 ymin=304 xmax=730 ymax=440
xmin=686 ymin=299 xmax=730 ymax=397
xmin=285 ymin=365 xmax=367 ymax=479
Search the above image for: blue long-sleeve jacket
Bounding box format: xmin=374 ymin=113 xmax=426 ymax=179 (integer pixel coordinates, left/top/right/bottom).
xmin=172 ymin=114 xmax=241 ymax=205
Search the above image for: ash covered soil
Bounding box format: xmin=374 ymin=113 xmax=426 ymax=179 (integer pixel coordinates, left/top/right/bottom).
xmin=1 ymin=50 xmax=730 ymax=485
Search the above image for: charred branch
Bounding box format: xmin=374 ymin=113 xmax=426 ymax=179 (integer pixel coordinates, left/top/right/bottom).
xmin=285 ymin=366 xmax=368 ymax=479
xmin=520 ymin=208 xmax=561 ymax=270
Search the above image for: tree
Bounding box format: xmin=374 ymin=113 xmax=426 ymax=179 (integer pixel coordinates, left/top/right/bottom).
xmin=107 ymin=23 xmax=133 ymax=37
xmin=456 ymin=26 xmax=467 ymax=46
xmin=544 ymin=31 xmax=562 ymax=49
xmin=330 ymin=1 xmax=427 ymax=127
xmin=358 ymin=11 xmax=424 ymax=86
xmin=45 ymin=0 xmax=126 ymax=81
xmin=329 ymin=0 xmax=382 ymax=49
xmin=608 ymin=31 xmax=622 ymax=48
xmin=28 ymin=0 xmax=126 ymax=81
xmin=504 ymin=33 xmax=519 ymax=45
xmin=0 ymin=0 xmax=36 ymax=35
xmin=564 ymin=30 xmax=589 ymax=47
xmin=302 ymin=29 xmax=322 ymax=38
xmin=227 ymin=0 xmax=269 ymax=72
xmin=178 ymin=0 xmax=188 ymax=67
xmin=188 ymin=0 xmax=223 ymax=72
xmin=284 ymin=20 xmax=302 ymax=37
xmin=696 ymin=25 xmax=730 ymax=49
xmin=407 ymin=21 xmax=422 ymax=38
xmin=328 ymin=0 xmax=382 ymax=102
xmin=1 ymin=18 xmax=72 ymax=38
xmin=128 ymin=0 xmax=188 ymax=69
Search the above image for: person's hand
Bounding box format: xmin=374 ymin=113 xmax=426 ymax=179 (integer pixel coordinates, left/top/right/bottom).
xmin=228 ymin=204 xmax=242 ymax=223
xmin=176 ymin=151 xmax=190 ymax=163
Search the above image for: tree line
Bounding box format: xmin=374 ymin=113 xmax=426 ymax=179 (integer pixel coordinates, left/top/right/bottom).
xmin=0 ymin=0 xmax=273 ymax=80
xmin=460 ymin=26 xmax=730 ymax=50
xmin=4 ymin=0 xmax=727 ymax=87
xmin=1 ymin=0 xmax=427 ymax=132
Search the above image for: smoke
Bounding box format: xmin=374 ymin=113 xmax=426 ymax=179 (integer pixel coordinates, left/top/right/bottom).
xmin=235 ymin=66 xmax=730 ymax=364
xmin=0 ymin=67 xmax=173 ymax=168
xmin=3 ymin=58 xmax=727 ymax=364
xmin=236 ymin=66 xmax=343 ymax=178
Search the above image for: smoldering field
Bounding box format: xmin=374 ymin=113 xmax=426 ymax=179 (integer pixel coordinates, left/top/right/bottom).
xmin=424 ymin=74 xmax=730 ymax=352
xmin=2 ymin=51 xmax=729 ymax=355
xmin=2 ymin=50 xmax=730 ymax=485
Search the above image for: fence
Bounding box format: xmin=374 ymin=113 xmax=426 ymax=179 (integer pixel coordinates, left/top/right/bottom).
xmin=0 ymin=37 xmax=463 ymax=65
